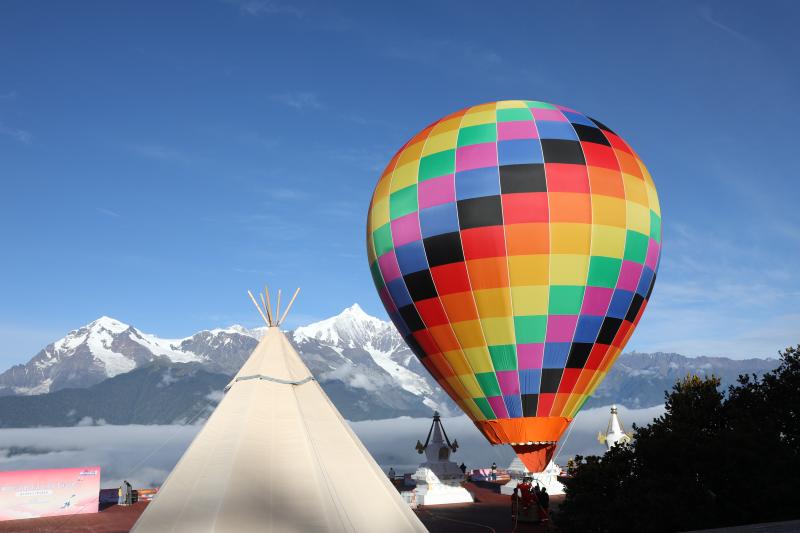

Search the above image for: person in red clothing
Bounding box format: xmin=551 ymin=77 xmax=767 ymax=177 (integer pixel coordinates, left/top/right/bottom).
xmin=512 ymin=476 xmax=537 ymax=514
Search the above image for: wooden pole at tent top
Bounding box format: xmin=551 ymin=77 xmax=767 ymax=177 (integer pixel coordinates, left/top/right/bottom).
xmin=278 ymin=288 xmax=301 ymax=326
xmin=259 ymin=292 xmax=273 ymax=326
xmin=275 ymin=289 xmax=282 ymax=326
xmin=264 ymin=286 xmax=274 ymax=327
xmin=247 ymin=290 xmax=270 ymax=327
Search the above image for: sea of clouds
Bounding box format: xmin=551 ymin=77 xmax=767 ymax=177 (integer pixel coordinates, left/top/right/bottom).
xmin=0 ymin=405 xmax=664 ymax=489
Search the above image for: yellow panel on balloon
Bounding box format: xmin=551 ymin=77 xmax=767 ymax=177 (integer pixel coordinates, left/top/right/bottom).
xmin=549 ymin=254 xmax=589 ymax=285
xmin=508 ymin=255 xmax=549 ymax=286
xmin=590 ymin=225 xmax=626 ymax=259
xmin=462 ymin=346 xmax=493 ymax=374
xmin=480 ymin=317 xmax=516 ymax=346
xmin=510 ymin=285 xmax=549 ymax=315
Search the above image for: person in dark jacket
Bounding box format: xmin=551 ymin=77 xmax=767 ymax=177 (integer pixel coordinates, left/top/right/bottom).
xmin=539 ymin=486 xmax=550 ymax=511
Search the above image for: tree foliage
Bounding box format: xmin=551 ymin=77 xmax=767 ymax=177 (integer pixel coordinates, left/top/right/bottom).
xmin=555 ymin=346 xmax=800 ymax=532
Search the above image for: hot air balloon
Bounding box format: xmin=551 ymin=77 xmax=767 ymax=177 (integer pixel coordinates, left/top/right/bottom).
xmin=366 ymin=100 xmax=660 ymax=472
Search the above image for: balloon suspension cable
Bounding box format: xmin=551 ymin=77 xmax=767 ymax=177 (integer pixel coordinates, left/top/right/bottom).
xmin=554 ymin=411 xmax=579 ymax=465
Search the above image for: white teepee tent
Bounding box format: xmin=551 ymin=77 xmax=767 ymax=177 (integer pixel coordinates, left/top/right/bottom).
xmin=131 ymin=288 xmax=428 ymax=533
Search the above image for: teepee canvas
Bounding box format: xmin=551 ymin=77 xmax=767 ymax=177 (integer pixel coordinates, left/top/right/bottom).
xmin=132 ymin=288 xmax=427 ymax=532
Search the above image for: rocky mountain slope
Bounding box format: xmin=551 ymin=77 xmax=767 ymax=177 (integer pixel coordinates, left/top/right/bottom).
xmin=0 ymin=306 xmax=778 ymax=426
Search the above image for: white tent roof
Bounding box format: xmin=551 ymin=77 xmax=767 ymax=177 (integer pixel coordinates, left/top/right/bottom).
xmin=132 ymin=326 xmax=427 ymax=532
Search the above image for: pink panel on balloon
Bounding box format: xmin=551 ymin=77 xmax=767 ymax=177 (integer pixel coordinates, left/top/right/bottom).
xmin=456 ymin=143 xmax=498 ymax=172
xmin=418 ymin=174 xmax=455 ymax=209
xmin=581 ymin=287 xmax=614 ymax=316
xmin=530 ymin=108 xmax=568 ymax=121
xmin=377 ymin=251 xmax=402 ymax=283
xmin=496 ymin=370 xmax=521 ymax=395
xmin=517 ymin=343 xmax=544 ymax=369
xmin=497 ymin=120 xmax=538 ymax=140
xmin=390 ymin=212 xmax=421 ymax=247
xmin=616 ymin=261 xmax=644 ymax=291
xmin=487 ymin=396 xmax=510 ymax=418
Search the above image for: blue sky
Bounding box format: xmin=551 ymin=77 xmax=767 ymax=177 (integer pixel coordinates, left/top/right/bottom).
xmin=1 ymin=0 xmax=798 ymax=367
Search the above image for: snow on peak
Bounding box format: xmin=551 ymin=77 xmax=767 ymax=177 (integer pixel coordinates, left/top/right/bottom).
xmin=341 ymin=303 xmax=370 ymax=319
xmin=293 ymin=304 xmax=387 ymax=345
xmin=205 ymin=324 xmax=266 ymax=340
xmin=89 ymin=316 xmax=130 ymax=334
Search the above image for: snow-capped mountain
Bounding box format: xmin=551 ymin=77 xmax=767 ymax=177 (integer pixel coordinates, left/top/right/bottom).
xmin=0 ymin=305 xmax=455 ymax=418
xmin=0 ymin=306 xmax=779 ymax=425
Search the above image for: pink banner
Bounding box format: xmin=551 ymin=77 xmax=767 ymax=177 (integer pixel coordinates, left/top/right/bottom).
xmin=0 ymin=466 xmax=100 ymax=521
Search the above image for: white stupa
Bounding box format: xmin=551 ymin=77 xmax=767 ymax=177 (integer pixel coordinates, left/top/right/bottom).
xmin=598 ymin=405 xmax=633 ymax=450
xmin=409 ymin=412 xmax=473 ymax=505
xmin=500 ymin=457 xmax=565 ymax=496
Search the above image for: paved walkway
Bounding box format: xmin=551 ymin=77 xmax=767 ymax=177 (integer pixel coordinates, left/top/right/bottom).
xmin=414 ymin=480 xmax=561 ymax=533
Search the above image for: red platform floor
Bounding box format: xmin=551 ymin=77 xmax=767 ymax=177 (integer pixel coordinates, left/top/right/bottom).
xmin=0 ymin=481 xmax=558 ymax=533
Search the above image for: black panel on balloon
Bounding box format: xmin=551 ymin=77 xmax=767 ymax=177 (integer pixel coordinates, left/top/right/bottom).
xmin=499 ymin=164 xmax=547 ymax=193
xmin=541 ymin=140 xmax=585 ymax=165
xmin=456 ymin=196 xmax=503 ymax=229
xmin=573 ymin=124 xmax=610 ymax=146
xmin=625 ymin=293 xmax=645 ymax=323
xmin=540 ymin=369 xmax=563 ymax=394
xmin=566 ymin=343 xmax=593 ymax=369
xmin=403 ymin=270 xmax=437 ymax=301
xmin=398 ymin=304 xmax=425 ymax=332
xmin=423 ymin=232 xmax=464 ymax=267
xmin=589 ymin=117 xmax=615 ymax=134
xmin=403 ymin=334 xmax=426 ymax=359
xmin=597 ymin=317 xmax=623 ymax=345
xmin=646 ymin=273 xmax=657 ymax=300
xmin=521 ymin=394 xmax=539 ymax=417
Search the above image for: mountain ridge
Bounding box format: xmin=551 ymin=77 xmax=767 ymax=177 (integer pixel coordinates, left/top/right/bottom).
xmin=0 ymin=307 xmax=779 ymax=424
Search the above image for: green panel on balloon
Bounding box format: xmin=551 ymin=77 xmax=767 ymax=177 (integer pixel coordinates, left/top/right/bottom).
xmin=372 ymin=224 xmax=393 ymax=257
xmin=650 ymin=211 xmax=662 ymax=243
xmin=525 ymin=100 xmax=557 ymax=109
xmin=496 ymin=108 xmax=532 ymax=122
xmin=587 ymin=256 xmax=622 ymax=288
xmin=623 ymin=230 xmax=649 ymax=263
xmin=475 ymin=372 xmax=502 ymax=397
xmin=418 ymin=150 xmax=455 ymax=181
xmin=513 ymin=315 xmax=547 ymax=343
xmin=489 ymin=345 xmax=517 ymax=371
xmin=548 ymin=286 xmax=585 ymax=315
xmin=473 ymin=397 xmax=496 ymax=420
xmin=389 ymin=185 xmax=418 ymax=220
xmin=370 ymin=261 xmax=384 ymax=289
xmin=457 ymin=124 xmax=496 ymax=147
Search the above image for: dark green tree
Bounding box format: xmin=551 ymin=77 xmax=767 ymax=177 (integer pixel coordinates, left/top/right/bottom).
xmin=555 ymin=346 xmax=800 ymax=532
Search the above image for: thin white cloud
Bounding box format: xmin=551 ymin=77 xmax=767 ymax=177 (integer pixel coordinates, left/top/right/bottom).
xmin=270 ymin=91 xmax=323 ymax=110
xmin=225 ymin=0 xmax=305 ymax=18
xmin=269 ymin=187 xmax=309 ymax=200
xmin=127 ymin=143 xmax=193 ymax=164
xmin=698 ymin=5 xmax=751 ymax=43
xmin=96 ymin=207 xmax=121 ymax=218
xmin=0 ymin=122 xmax=32 ymax=143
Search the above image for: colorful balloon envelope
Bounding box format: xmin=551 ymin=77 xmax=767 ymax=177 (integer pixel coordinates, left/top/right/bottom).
xmin=366 ymin=100 xmax=661 ymax=472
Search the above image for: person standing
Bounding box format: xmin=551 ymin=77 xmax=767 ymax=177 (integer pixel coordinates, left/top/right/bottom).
xmin=491 ymin=462 xmax=497 ymax=481
xmin=387 ymin=467 xmax=396 ymax=480
xmin=540 ymin=486 xmax=549 ymax=512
